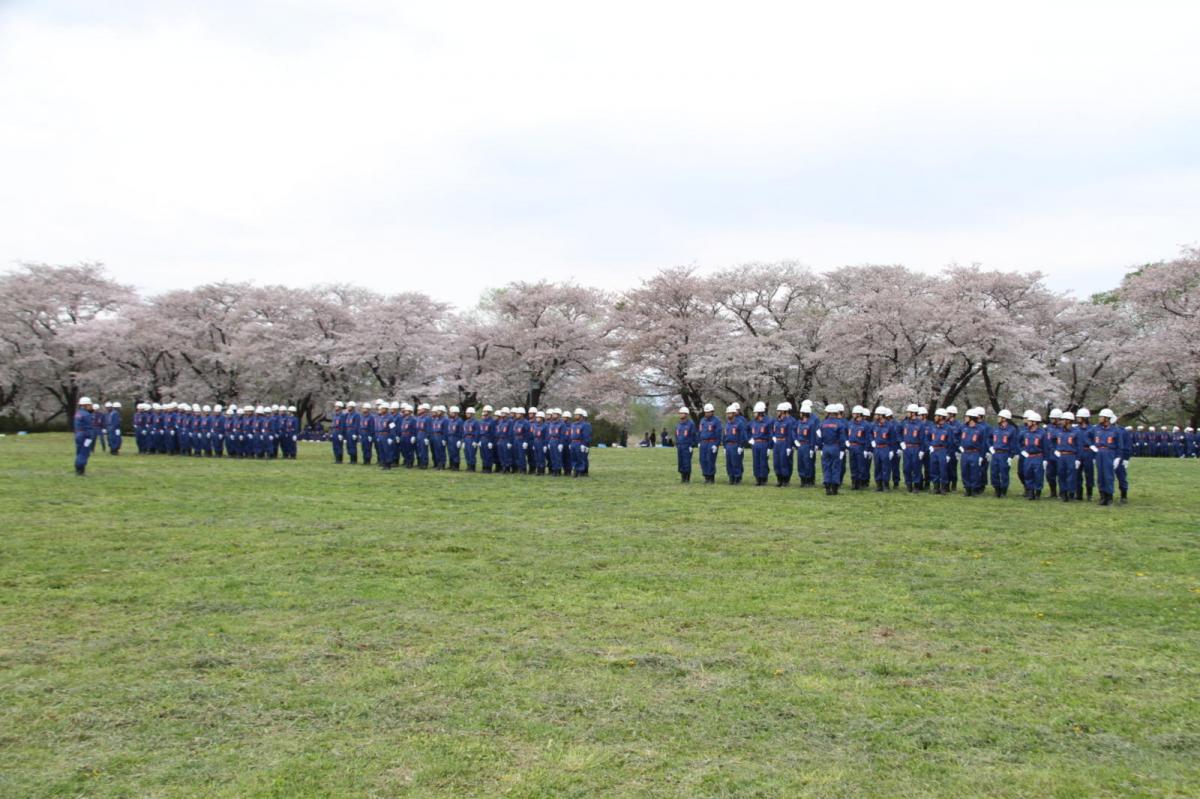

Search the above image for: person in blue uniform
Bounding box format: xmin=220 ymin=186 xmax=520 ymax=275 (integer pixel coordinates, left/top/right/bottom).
xmin=748 ymin=402 xmax=772 ymax=486
xmin=522 ymin=408 xmax=539 ymax=474
xmin=73 ymin=396 xmax=96 ymax=476
xmin=900 ymin=404 xmax=926 ymax=492
xmin=1044 ymin=408 xmax=1063 ymax=498
xmin=871 ymin=406 xmax=896 ymax=491
xmin=926 ymin=408 xmax=954 ymax=495
xmin=330 ymin=401 xmax=346 ymax=463
xmin=697 ymin=403 xmax=721 ymax=484
xmin=1186 ymin=427 xmax=1197 ymax=458
xmin=427 ymin=405 xmax=447 ymax=469
xmin=988 ymin=409 xmax=1018 ymax=497
xmin=478 ymin=406 xmax=497 ymax=473
xmin=959 ymin=408 xmax=989 ymax=496
xmin=818 ymin=403 xmax=848 ymax=495
xmin=721 ymin=404 xmax=746 ymax=484
xmin=530 ymin=410 xmax=546 ymax=474
xmin=943 ymin=405 xmax=961 ymax=491
xmin=771 ymin=402 xmax=795 ymax=487
xmin=1019 ymin=411 xmax=1048 ymax=500
xmin=213 ymin=404 xmax=227 ymax=457
xmin=674 ymin=406 xmax=697 ymax=483
xmin=792 ymin=400 xmax=816 ymax=487
xmin=1093 ymin=408 xmax=1123 ymax=506
xmin=343 ymin=401 xmax=360 ymax=464
xmin=846 ymin=406 xmax=873 ymax=490
xmin=1054 ymin=410 xmax=1080 ymax=501
xmin=491 ymin=408 xmax=509 ymax=473
xmin=569 ymin=408 xmax=591 ymax=476
xmin=373 ymin=402 xmax=393 ymax=469
xmin=105 ymin=401 xmax=122 ymax=454
xmin=505 ymin=406 xmax=524 ymax=474
xmin=461 ymin=407 xmax=480 ymax=471
xmin=412 ymin=403 xmax=431 ymax=469
xmin=543 ymin=408 xmax=562 ymax=476
xmin=1074 ymin=409 xmax=1096 ymax=501
xmin=1115 ymin=420 xmax=1134 ymax=503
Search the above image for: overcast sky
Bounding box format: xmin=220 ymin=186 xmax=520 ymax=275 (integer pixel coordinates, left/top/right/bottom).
xmin=2 ymin=1 xmax=1197 ymax=306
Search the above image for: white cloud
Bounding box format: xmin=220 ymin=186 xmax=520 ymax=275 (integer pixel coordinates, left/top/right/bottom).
xmin=1 ymin=0 xmax=1198 ymax=304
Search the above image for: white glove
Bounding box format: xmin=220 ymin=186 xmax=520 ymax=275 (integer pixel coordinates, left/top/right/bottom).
xmin=900 ymin=441 xmax=907 ymax=450
xmin=522 ymin=442 xmax=528 ymax=450
xmin=581 ymin=445 xmax=588 ymax=453
xmin=786 ymin=448 xmax=792 ymax=456
xmin=711 ymin=445 xmax=718 ymax=453
xmin=1054 ymin=451 xmax=1061 ymax=458
xmin=959 ymin=447 xmax=965 ymax=454
xmin=1021 ymin=450 xmax=1029 ymax=458
xmin=1124 ymin=460 xmax=1131 ymax=471
xmin=1113 ymin=457 xmax=1122 ymax=468
xmin=772 ymin=436 xmax=778 ymax=444
xmin=1090 ymin=445 xmax=1099 ymax=453
xmin=988 ymin=447 xmax=995 ymax=455
xmin=816 ymin=429 xmax=822 ymax=439
xmin=870 ymin=440 xmax=876 ymax=448
xmin=919 ymin=451 xmax=925 ymax=460
xmin=736 ymin=447 xmax=743 ymax=455
xmin=292 ymin=435 xmax=297 ymax=442
xmin=488 ymin=442 xmax=494 ymax=450
xmin=83 ymin=438 xmax=92 ymax=447
xmin=352 ymin=435 xmax=358 ymax=441
xmin=410 ymin=437 xmax=416 ymax=444
xmin=891 ymin=451 xmax=897 ymax=460
xmin=557 ymin=444 xmax=563 ymax=452
xmin=865 ymin=451 xmax=872 ymax=459
xmin=793 ymin=440 xmax=801 ymax=448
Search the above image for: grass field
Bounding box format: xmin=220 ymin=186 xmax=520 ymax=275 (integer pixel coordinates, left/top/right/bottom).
xmin=1 ymin=435 xmax=1198 ymax=798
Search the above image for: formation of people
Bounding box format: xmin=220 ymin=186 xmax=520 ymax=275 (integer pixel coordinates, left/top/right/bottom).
xmin=327 ymin=401 xmax=593 ymax=476
xmin=1131 ymin=426 xmax=1198 ymax=458
xmin=673 ymin=401 xmax=1147 ymax=506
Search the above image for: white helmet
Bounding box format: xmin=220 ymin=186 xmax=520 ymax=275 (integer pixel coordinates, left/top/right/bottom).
xmin=1099 ymin=408 xmax=1117 ymax=420
xmin=799 ymin=400 xmax=813 ymax=413
xmin=202 ymin=404 xmax=212 ymax=412
xmin=213 ymin=404 xmax=223 ymax=412
xmin=753 ymin=401 xmax=767 ymax=414
xmin=965 ymin=408 xmax=982 ymax=418
xmin=1149 ymin=425 xmax=1156 ymax=431
xmin=389 ymin=401 xmax=400 ymax=410
xmin=917 ymin=406 xmax=928 ymax=415
xmin=905 ymin=403 xmax=919 ymax=413
xmin=1060 ymin=411 xmax=1075 ymax=421
xmin=1076 ymin=407 xmax=1091 ymax=418
xmin=111 ymin=401 xmax=122 ymax=409
xmin=1049 ymin=408 xmax=1063 ymax=420
xmin=334 ymin=400 xmax=344 ymax=408
xmin=934 ymin=407 xmax=948 ymax=417
xmin=449 ymin=405 xmax=459 ymax=413
xmin=151 ymin=403 xmax=161 ymax=410
xmin=874 ymin=406 xmax=888 ymax=416
xmin=854 ymin=405 xmax=868 ymax=416
xmin=418 ymin=402 xmax=430 ymax=411
xmin=725 ymin=404 xmax=738 ymax=414
xmin=465 ymin=406 xmax=476 ymax=415
xmin=574 ymin=408 xmax=587 ymax=417
xmin=998 ymin=409 xmax=1012 ymax=420
xmin=777 ymin=401 xmax=792 ymax=412
xmin=678 ymin=406 xmax=690 ymax=414
xmin=1027 ymin=411 xmax=1043 ymax=423
xmin=513 ymin=406 xmax=526 ymax=415
xmin=287 ymin=405 xmax=296 ymax=412
xmin=536 ymin=411 xmax=545 ymax=418
xmin=729 ymin=402 xmax=741 ymax=412
xmin=946 ymin=405 xmax=958 ymax=415
xmin=225 ymin=408 xmax=234 ymax=415
xmin=400 ymin=402 xmax=413 ymax=411
xmin=703 ymin=403 xmax=714 ymax=413
xmin=432 ymin=404 xmax=445 ymax=412
xmin=79 ymin=396 xmax=93 ymax=406
xmin=528 ymin=406 xmax=538 ymax=414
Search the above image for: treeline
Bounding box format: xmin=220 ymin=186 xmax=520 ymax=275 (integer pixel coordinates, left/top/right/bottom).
xmin=1 ymin=247 xmax=1197 ymax=430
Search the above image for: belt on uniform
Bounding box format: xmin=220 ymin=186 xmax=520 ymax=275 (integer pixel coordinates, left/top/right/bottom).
xmin=701 ymin=438 xmax=719 ymax=443
xmin=1026 ymin=453 xmax=1044 ymax=458
xmin=849 ymin=442 xmax=864 ymax=447
xmin=964 ymin=448 xmax=981 ymax=452
xmin=754 ymin=438 xmax=771 ymax=443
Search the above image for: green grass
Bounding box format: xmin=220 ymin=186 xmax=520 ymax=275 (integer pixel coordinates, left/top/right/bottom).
xmin=1 ymin=435 xmax=1198 ymax=798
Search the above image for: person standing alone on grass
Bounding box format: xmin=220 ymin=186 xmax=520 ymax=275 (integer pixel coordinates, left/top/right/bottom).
xmin=73 ymin=397 xmax=96 ymax=476
xmin=675 ymin=406 xmax=696 ymax=482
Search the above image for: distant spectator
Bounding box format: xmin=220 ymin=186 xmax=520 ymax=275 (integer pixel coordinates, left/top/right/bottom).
xmin=649 ymin=430 xmax=656 ymax=447
xmin=638 ymin=434 xmax=652 ymax=448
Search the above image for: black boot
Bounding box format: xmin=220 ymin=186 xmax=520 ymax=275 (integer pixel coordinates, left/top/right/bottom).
xmin=680 ymin=473 xmax=687 ymax=483
xmin=875 ymin=481 xmax=884 ymax=492
xmin=705 ymin=475 xmax=714 ymax=484
xmin=1087 ymin=487 xmax=1093 ymax=501
xmin=1035 ymin=490 xmax=1042 ymax=500
xmin=1119 ymin=490 xmax=1127 ymax=504
xmin=1049 ymin=484 xmax=1057 ymax=498
xmin=824 ymin=484 xmax=831 ymax=495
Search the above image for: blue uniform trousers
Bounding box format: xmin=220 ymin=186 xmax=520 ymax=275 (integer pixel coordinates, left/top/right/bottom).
xmin=570 ymin=443 xmax=588 ymax=474
xmin=430 ymin=435 xmax=446 ymax=468
xmin=820 ymin=445 xmax=844 ymax=485
xmin=448 ymin=437 xmax=461 ymax=468
xmin=796 ymin=444 xmax=815 ymax=481
xmin=990 ymin=453 xmax=1013 ymax=490
xmin=1078 ymin=453 xmax=1095 ymax=493
xmin=1096 ymin=450 xmax=1116 ymax=495
xmin=1023 ymin=455 xmax=1045 ymax=491
xmin=1057 ymin=455 xmax=1077 ymax=496
xmin=546 ymin=441 xmax=562 ymax=473
xmin=699 ymin=442 xmax=718 ymax=477
xmin=874 ymin=448 xmax=894 ymax=483
xmin=771 ymin=442 xmax=792 ymax=480
xmin=676 ymin=444 xmax=692 ymax=474
xmin=751 ymin=442 xmax=770 ymax=480
xmin=415 ymin=435 xmax=430 ymax=467
xmin=961 ymin=450 xmax=984 ymax=491
xmin=903 ymin=448 xmax=923 ymax=487
xmin=74 ymin=433 xmax=92 ymax=472
xmin=848 ymin=445 xmax=868 ymax=483
xmin=1045 ymin=454 xmax=1059 ymax=492
xmin=332 ymin=434 xmax=344 ymax=462
xmin=930 ymin=447 xmax=950 ymax=486
xmin=723 ymin=444 xmax=743 ymax=481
